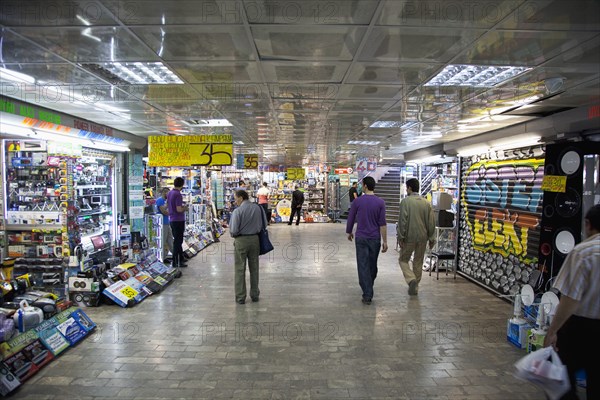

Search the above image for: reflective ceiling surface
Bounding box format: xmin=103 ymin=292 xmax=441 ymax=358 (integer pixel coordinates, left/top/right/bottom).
xmin=1 ymin=0 xmax=599 ymax=165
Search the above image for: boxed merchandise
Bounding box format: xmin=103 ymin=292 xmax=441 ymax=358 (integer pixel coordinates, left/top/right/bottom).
xmin=69 ymin=292 xmax=101 ymax=307
xmin=3 ymin=349 xmax=39 ymax=382
xmin=0 ymin=361 xmax=21 ymax=396
xmin=69 ymin=309 xmax=96 ymax=333
xmin=507 ymin=319 xmax=532 ymax=349
xmin=56 ymin=317 xmax=88 ymax=345
xmin=22 ymin=339 xmax=54 ymax=369
xmin=123 ymin=277 xmax=151 ymax=300
xmin=103 ymin=281 xmax=138 ymax=308
xmin=38 ymin=327 xmax=70 ymax=356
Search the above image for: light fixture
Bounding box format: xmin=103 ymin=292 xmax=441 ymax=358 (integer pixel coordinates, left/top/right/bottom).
xmin=348 ymin=140 xmax=380 ymax=145
xmin=425 ymin=65 xmax=531 ymax=87
xmin=99 ymin=62 xmax=184 ymax=84
xmin=490 ymin=135 xmax=540 ymax=151
xmin=457 ymin=145 xmax=490 ymax=157
xmin=369 ymin=121 xmax=403 ymax=128
xmin=234 ymin=141 xmax=244 ymax=145
xmin=33 ymin=130 xmax=130 ymax=152
xmin=0 ymin=67 xmax=36 ymax=84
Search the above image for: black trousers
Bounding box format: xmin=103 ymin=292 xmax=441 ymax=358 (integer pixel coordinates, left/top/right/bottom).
xmin=556 ymin=315 xmax=600 ymax=400
xmin=289 ymin=206 xmax=302 ymax=225
xmin=170 ymin=221 xmax=186 ymax=267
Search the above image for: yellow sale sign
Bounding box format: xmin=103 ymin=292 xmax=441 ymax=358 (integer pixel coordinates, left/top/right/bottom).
xmin=148 ymin=135 xmax=233 ymax=167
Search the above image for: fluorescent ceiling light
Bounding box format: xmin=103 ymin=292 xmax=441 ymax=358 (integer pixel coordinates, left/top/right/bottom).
xmin=370 ymin=121 xmax=403 ymax=128
xmin=0 ymin=67 xmax=36 ymax=84
xmin=201 ymin=119 xmax=232 ymax=127
xmin=33 ymin=130 xmax=130 ymax=152
xmin=234 ymin=141 xmax=244 ymax=145
xmin=348 ymin=140 xmax=380 ymax=145
xmin=76 ymin=14 xmax=92 ymax=26
xmin=425 ymin=65 xmax=531 ymax=87
xmin=457 ymin=145 xmax=490 ymax=157
xmin=490 ymin=135 xmax=540 ymax=151
xmin=82 ymin=28 xmax=102 ymax=42
xmin=101 ymin=62 xmax=183 ymax=84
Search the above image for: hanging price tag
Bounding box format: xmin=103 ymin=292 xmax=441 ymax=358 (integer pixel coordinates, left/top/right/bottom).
xmin=243 ymin=154 xmax=258 ymax=169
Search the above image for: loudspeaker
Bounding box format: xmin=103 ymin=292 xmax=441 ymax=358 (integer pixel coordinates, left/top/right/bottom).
xmin=538 ymin=142 xmax=599 ymax=280
xmin=69 ymin=292 xmax=100 ymax=307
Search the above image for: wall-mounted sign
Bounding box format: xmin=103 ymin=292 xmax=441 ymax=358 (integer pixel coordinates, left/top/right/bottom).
xmin=334 ymin=167 xmax=353 ymax=174
xmin=148 ymin=135 xmax=233 ymax=167
xmin=287 ymin=168 xmax=305 ymax=180
xmin=541 ymin=175 xmax=567 ymax=193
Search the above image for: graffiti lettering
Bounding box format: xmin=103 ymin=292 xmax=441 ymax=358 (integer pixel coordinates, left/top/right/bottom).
xmin=463 ymin=158 xmax=544 ymax=262
xmin=472 ymin=208 xmax=539 ymax=258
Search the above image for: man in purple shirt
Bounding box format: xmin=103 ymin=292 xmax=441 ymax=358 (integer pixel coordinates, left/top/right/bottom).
xmin=168 ymin=177 xmax=189 ymax=269
xmin=346 ymin=176 xmax=388 ymax=304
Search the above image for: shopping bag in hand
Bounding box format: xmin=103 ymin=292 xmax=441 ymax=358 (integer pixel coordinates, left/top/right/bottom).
xmin=514 ymin=346 xmax=570 ymax=400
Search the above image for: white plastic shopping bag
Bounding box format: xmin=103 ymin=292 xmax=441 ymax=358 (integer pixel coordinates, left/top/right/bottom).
xmin=514 ymin=347 xmax=570 ymax=400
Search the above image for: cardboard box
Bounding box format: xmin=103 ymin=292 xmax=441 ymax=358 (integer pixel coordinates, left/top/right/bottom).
xmin=38 ymin=328 xmax=70 ymax=356
xmin=22 ymin=339 xmax=54 ymax=369
xmin=3 ymin=350 xmax=39 ymax=382
xmin=507 ymin=319 xmax=531 ymax=349
xmin=0 ymin=361 xmax=21 ymax=396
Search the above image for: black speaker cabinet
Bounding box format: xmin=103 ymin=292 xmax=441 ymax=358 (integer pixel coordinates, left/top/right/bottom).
xmin=538 ymin=142 xmax=600 ymax=280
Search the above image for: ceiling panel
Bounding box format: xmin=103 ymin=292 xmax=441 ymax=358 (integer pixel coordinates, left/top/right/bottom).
xmin=242 ymin=0 xmax=378 ymax=25
xmin=0 ymin=30 xmax=66 ymax=63
xmin=132 ymin=26 xmax=255 ymax=61
xmin=0 ymin=0 xmax=119 ymax=26
xmin=332 ymin=100 xmax=395 ymax=112
xmin=346 ymin=62 xmax=443 ymax=84
xmin=101 ymin=0 xmax=242 ymax=25
xmin=498 ymin=0 xmax=600 ymax=31
xmin=170 ymin=62 xmax=261 ymax=83
xmin=10 ymin=27 xmax=159 ymax=62
xmin=262 ymin=61 xmax=350 ymax=83
xmin=455 ymin=30 xmax=598 ymax=66
xmin=252 ymin=26 xmax=367 ymax=61
xmin=359 ymin=27 xmax=485 ymax=62
xmin=377 ymin=0 xmax=518 ymax=28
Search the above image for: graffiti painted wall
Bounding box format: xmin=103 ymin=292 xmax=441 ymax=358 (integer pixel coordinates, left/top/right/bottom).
xmin=458 ymin=156 xmax=544 ymax=296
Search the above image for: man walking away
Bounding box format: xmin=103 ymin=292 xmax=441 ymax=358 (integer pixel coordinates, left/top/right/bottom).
xmin=544 ymin=204 xmax=600 ymax=400
xmin=397 ymin=178 xmax=435 ymax=296
xmin=288 ymin=185 xmax=304 ymax=226
xmin=348 ymin=182 xmax=359 ymax=206
xmin=229 ymin=190 xmax=267 ymax=304
xmin=155 ymin=187 xmax=173 ymax=263
xmin=346 ymin=176 xmax=388 ymax=304
xmin=168 ymin=177 xmax=189 ymax=270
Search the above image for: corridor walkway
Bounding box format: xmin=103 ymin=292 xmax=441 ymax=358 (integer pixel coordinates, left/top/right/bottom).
xmin=16 ymin=224 xmax=545 ymax=399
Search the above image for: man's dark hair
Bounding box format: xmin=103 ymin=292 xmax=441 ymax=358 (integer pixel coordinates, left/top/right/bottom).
xmin=585 ymin=204 xmax=600 ymax=231
xmin=352 ymin=182 xmax=357 ymax=186
xmin=295 ymin=185 xmax=300 ymax=190
xmin=235 ymin=190 xmax=249 ymax=201
xmin=174 ymin=177 xmax=185 ymax=188
xmin=239 ymin=180 xmax=245 ymax=186
xmin=362 ymin=176 xmax=375 ymax=191
xmin=263 ymin=182 xmax=268 ymax=187
xmin=406 ymin=178 xmax=420 ymax=193
xmin=161 ymin=187 xmax=170 ymax=194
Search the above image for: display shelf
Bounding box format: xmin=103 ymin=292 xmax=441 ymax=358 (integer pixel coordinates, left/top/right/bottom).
xmin=6 ymin=224 xmax=63 ymax=231
xmin=78 ymin=209 xmax=112 ymax=217
xmin=75 ymin=184 xmax=108 ymax=190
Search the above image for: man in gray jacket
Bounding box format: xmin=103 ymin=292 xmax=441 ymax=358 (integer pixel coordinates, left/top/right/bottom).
xmin=397 ymin=178 xmax=436 ymax=295
xmin=230 ymin=190 xmax=267 ymax=304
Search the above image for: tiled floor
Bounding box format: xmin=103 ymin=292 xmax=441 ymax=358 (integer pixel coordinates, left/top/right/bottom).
xmin=16 ymin=223 xmax=547 ymax=399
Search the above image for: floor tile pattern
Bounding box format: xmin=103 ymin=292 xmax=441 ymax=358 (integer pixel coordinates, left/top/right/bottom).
xmin=15 ymin=224 xmax=548 ymax=399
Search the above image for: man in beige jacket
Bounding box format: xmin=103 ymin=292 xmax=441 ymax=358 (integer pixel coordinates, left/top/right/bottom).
xmin=397 ymin=178 xmax=436 ymax=295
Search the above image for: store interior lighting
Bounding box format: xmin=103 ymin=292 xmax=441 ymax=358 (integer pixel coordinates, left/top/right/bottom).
xmin=32 ymin=129 xmax=131 ymax=152
xmin=369 ymin=121 xmax=403 ymax=128
xmin=0 ymin=67 xmax=36 ymax=84
xmin=100 ymin=62 xmax=184 ymax=84
xmin=424 ymin=65 xmax=531 ymax=87
xmin=490 ymin=135 xmax=541 ymax=151
xmin=347 ymin=140 xmax=380 ymax=145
